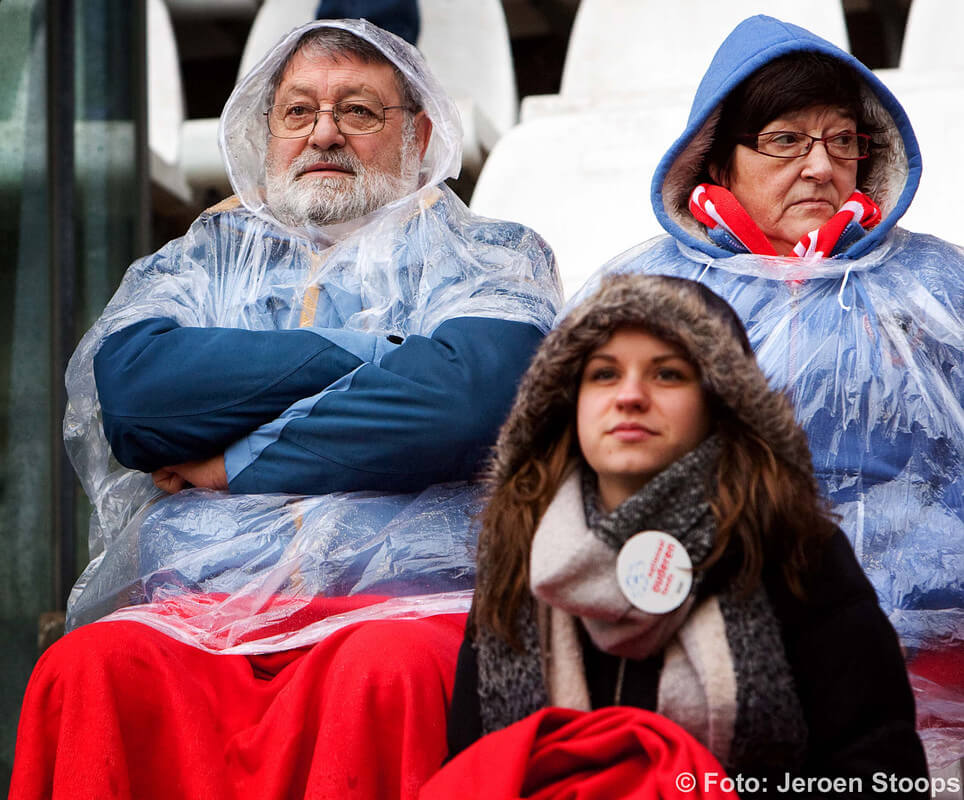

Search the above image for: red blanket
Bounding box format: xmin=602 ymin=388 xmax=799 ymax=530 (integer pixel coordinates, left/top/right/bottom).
xmin=10 ymin=601 xmax=466 ymax=800
xmin=420 ymin=706 xmax=739 ymax=800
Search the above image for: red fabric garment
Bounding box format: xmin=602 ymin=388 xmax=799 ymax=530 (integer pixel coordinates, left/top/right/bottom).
xmin=420 ymin=706 xmax=739 ymax=800
xmin=790 ymin=191 xmax=880 ymax=257
xmin=689 ymin=183 xmax=778 ymax=255
xmin=10 ymin=602 xmax=467 ymax=800
xmin=908 ymin=643 xmax=964 ymax=733
xmin=688 ymin=183 xmax=881 ymax=257
xmin=909 ymin=643 xmax=964 ymax=694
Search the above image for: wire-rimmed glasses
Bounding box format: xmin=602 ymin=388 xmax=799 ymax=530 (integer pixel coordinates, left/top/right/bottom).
xmin=264 ymin=100 xmax=410 ymax=138
xmin=738 ymin=131 xmax=872 ymax=160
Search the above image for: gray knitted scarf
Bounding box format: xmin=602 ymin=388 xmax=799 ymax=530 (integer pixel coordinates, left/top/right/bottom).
xmin=474 ymin=436 xmax=807 ymax=773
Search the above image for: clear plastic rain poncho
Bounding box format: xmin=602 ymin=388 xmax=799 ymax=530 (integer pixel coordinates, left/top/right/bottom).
xmin=64 ymin=19 xmax=561 ymax=653
xmin=568 ymin=16 xmax=964 ymax=767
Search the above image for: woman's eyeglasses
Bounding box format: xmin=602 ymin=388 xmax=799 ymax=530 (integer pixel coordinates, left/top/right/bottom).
xmin=739 ymin=131 xmax=872 ymax=160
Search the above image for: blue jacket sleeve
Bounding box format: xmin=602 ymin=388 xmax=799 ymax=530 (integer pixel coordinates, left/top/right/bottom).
xmin=225 ymin=317 xmax=544 ymax=495
xmin=94 ymin=317 xmax=374 ymax=471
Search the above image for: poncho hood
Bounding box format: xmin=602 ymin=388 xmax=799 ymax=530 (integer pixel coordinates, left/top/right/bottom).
xmin=651 ymin=14 xmax=922 ymax=260
xmin=219 ymin=18 xmax=463 ymax=239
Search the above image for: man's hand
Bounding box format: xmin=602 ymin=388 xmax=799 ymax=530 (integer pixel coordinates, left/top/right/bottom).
xmin=152 ymin=455 xmax=228 ymax=493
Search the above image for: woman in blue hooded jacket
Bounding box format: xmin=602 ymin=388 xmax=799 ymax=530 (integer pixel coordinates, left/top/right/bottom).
xmin=566 ymin=15 xmax=963 ymax=769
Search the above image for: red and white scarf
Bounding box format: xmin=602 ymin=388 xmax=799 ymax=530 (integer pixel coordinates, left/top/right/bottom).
xmin=689 ymin=183 xmax=881 ymax=258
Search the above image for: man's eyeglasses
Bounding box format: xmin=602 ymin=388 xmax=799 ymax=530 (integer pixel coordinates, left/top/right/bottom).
xmin=264 ymin=101 xmax=410 ymax=138
xmin=738 ymin=131 xmax=872 ymax=160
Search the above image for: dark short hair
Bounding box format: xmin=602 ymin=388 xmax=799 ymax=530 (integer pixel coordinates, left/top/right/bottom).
xmin=266 ymin=27 xmax=421 ymax=113
xmin=705 ymin=52 xmax=873 ymax=185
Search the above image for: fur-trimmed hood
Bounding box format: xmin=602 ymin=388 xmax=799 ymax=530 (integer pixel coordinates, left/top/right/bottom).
xmin=489 ymin=273 xmax=817 ymax=493
xmin=651 ymin=15 xmax=921 ymax=261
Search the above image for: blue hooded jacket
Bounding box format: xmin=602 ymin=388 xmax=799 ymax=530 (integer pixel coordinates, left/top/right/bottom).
xmin=569 ymin=16 xmax=963 ymax=673
xmin=651 ymin=15 xmax=922 ymax=260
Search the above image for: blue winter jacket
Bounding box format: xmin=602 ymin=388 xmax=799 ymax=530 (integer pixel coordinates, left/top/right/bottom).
xmin=63 ymin=19 xmax=563 ymax=650
xmin=92 ymin=204 xmax=552 ymax=497
xmin=571 ymin=16 xmax=963 ymax=646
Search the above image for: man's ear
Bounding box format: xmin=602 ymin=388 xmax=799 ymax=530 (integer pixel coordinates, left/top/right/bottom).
xmin=414 ymin=111 xmax=432 ymax=160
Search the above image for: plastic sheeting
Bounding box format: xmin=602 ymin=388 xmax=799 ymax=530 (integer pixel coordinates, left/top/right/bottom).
xmin=568 ymin=227 xmax=964 ymax=765
xmin=64 ymin=19 xmax=561 ymax=652
xmin=220 ymin=19 xmax=464 ymax=233
xmin=567 ymin=12 xmax=963 ymax=769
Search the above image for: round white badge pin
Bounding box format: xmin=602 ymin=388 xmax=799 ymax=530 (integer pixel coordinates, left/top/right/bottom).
xmin=616 ymin=530 xmax=693 ymax=614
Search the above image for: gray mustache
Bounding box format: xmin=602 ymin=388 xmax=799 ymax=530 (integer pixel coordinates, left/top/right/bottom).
xmin=292 ymin=149 xmax=362 ymax=174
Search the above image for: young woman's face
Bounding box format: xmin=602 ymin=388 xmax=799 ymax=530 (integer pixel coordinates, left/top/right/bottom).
xmin=577 ymin=327 xmax=712 ymax=512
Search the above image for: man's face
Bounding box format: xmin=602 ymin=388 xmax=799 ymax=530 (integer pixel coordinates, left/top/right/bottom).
xmin=265 ymin=49 xmax=431 ymax=226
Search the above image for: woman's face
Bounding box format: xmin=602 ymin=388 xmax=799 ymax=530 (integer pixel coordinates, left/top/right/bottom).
xmin=577 ymin=327 xmax=711 ymax=512
xmin=713 ymin=105 xmax=859 ymax=255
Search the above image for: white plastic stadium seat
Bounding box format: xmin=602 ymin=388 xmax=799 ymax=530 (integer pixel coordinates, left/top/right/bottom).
xmin=148 ymin=0 xmax=192 ymax=202
xmin=471 ymin=103 xmax=690 ymax=299
xmin=559 ymin=0 xmax=849 ymax=103
xmin=178 ymin=0 xmax=517 ymax=200
xmin=235 ymin=0 xmax=318 ymax=76
xmin=884 ymin=0 xmax=964 ymax=249
xmin=873 ymin=69 xmax=964 ymax=247
xmin=416 ymin=0 xmax=517 ymax=166
xmin=900 ymin=0 xmax=964 ymax=70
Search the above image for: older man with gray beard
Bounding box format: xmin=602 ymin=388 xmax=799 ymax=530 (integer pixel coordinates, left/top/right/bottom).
xmin=263 ymin=27 xmax=426 ymax=228
xmin=10 ymin=19 xmax=560 ymax=800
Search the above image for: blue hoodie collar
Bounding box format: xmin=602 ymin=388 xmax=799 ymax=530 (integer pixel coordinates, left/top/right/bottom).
xmin=650 ymin=15 xmax=921 ymax=261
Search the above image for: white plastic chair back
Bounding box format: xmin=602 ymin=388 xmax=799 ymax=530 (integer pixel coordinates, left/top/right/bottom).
xmin=148 ymin=0 xmax=192 ymax=200
xmin=875 ymin=69 xmax=964 ymax=247
xmin=560 ymin=0 xmax=850 ymax=101
xmin=148 ymin=0 xmax=185 ymax=167
xmin=471 ymin=104 xmax=688 ymax=299
xmin=238 ymin=0 xmax=317 ymax=77
xmin=900 ymin=0 xmax=964 ymax=70
xmin=418 ymin=0 xmax=517 ymax=138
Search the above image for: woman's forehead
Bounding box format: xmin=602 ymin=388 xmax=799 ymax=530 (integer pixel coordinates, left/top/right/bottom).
xmin=761 ymin=104 xmax=857 ymax=130
xmin=587 ymin=327 xmax=690 ymax=359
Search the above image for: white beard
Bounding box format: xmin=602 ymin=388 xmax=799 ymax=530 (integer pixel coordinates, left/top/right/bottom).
xmin=265 ymin=122 xmax=421 ymax=227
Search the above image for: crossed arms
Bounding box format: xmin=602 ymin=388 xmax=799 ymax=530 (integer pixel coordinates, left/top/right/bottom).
xmin=95 ymin=315 xmax=544 ymax=495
